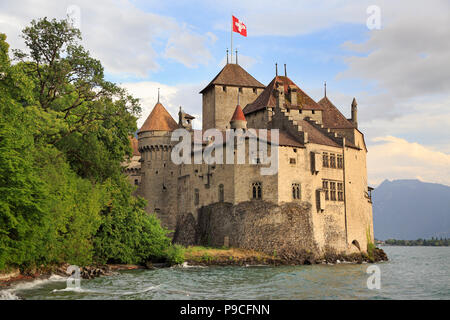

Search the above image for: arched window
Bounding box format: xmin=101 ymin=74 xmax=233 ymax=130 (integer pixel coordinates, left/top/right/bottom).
xmin=252 ymin=182 xmax=262 ymax=200
xmin=292 ymin=183 xmax=301 ymax=200
xmin=219 ymin=184 xmax=224 ymax=202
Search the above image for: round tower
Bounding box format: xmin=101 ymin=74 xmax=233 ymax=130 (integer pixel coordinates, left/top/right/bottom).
xmin=137 ymin=101 xmax=179 ymax=229
xmin=230 ymin=104 xmax=247 ymax=130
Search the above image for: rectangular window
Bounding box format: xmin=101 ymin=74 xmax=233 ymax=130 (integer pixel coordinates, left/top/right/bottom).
xmin=323 ymin=153 xmax=329 ymax=168
xmin=239 ymin=87 xmax=243 ymax=93
xmin=322 ymin=180 xmax=329 ymax=200
xmin=338 ymin=183 xmax=344 ymax=201
xmin=289 ymin=158 xmax=296 ymax=164
xmin=330 ymin=154 xmax=336 ymax=168
xmin=337 ymin=155 xmax=343 ymax=169
xmin=330 ymin=182 xmax=336 ymax=201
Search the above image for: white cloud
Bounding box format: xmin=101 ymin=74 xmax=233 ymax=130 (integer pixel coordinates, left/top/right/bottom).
xmin=212 ymin=0 xmax=368 ymax=36
xmin=121 ymin=81 xmax=204 ymax=129
xmin=164 ymin=28 xmax=214 ymax=68
xmin=367 ymin=136 xmax=450 ymax=187
xmin=0 ymin=0 xmax=214 ymax=77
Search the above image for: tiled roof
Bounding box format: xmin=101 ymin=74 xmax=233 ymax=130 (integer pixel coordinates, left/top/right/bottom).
xmin=297 ymin=119 xmax=341 ymax=148
xmin=318 ymin=96 xmax=355 ymax=129
xmin=129 ymin=136 xmax=140 ymax=156
xmin=140 ymin=102 xmax=179 ymax=132
xmin=243 ymin=76 xmax=323 ymax=115
xmin=200 ymin=63 xmax=265 ymax=93
xmin=230 ymin=105 xmax=246 ymax=121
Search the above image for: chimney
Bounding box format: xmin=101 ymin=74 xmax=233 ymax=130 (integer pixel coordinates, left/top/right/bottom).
xmin=275 ymin=84 xmax=285 ymax=109
xmin=351 ymin=98 xmax=358 ymax=128
xmin=289 ymin=85 xmax=297 ymax=106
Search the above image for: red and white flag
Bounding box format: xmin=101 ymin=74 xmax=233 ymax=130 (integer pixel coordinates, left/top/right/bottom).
xmin=232 ymin=16 xmax=247 ymax=37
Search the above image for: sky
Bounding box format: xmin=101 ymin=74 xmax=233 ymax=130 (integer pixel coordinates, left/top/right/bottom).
xmin=1 ymin=0 xmax=449 ymax=186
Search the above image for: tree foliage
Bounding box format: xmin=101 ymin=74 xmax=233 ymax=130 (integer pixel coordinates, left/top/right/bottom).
xmin=0 ymin=18 xmax=180 ymax=271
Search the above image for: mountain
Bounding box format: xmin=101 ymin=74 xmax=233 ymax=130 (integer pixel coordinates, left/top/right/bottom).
xmin=372 ymin=179 xmax=450 ymax=240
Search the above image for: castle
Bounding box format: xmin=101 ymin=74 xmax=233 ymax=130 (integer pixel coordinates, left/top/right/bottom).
xmin=124 ymin=61 xmax=374 ymax=256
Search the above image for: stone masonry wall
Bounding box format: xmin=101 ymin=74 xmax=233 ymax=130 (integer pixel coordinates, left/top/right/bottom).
xmin=174 ymin=201 xmax=321 ymax=260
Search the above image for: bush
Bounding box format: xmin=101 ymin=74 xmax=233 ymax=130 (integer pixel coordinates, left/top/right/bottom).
xmin=164 ymin=244 xmax=185 ymax=265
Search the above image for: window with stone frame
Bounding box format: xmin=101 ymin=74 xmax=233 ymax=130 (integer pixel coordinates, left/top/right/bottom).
xmin=337 ymin=155 xmax=343 ymax=169
xmin=322 ymin=180 xmax=329 ymax=200
xmin=330 ymin=154 xmax=336 ymax=168
xmin=252 ymin=182 xmax=262 ymax=200
xmin=219 ymin=184 xmax=224 ymax=202
xmin=337 ymin=182 xmax=344 ymax=201
xmin=292 ymin=183 xmax=301 ymax=200
xmin=289 ymin=158 xmax=296 ymax=164
xmin=323 ymin=152 xmax=329 ymax=167
xmin=330 ymin=181 xmax=337 ymax=201
xmin=194 ymin=189 xmax=199 ymax=206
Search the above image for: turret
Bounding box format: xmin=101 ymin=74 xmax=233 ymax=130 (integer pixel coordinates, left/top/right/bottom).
xmin=230 ymin=105 xmax=247 ymax=130
xmin=351 ymin=97 xmax=358 ymax=128
xmin=178 ymin=106 xmax=194 ymax=131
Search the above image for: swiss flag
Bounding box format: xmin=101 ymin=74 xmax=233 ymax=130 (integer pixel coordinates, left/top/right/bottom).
xmin=232 ymin=16 xmax=247 ymax=37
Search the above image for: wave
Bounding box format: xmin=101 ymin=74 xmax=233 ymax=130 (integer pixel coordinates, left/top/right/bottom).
xmin=179 ymin=262 xmax=207 ymax=268
xmin=0 ymin=274 xmax=66 ymax=300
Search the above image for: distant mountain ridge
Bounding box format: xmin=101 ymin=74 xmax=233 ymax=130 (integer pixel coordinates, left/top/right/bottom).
xmin=373 ymin=179 xmax=450 ymax=240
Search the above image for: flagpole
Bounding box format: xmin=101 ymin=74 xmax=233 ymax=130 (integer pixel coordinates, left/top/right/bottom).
xmin=230 ymin=14 xmax=233 ymax=64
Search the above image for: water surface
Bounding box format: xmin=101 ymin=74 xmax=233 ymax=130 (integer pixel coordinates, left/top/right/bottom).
xmin=2 ymin=246 xmax=449 ymax=300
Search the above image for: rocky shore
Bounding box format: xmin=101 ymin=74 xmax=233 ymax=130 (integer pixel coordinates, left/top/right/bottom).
xmin=1 ymin=247 xmax=388 ymax=287
xmin=0 ymin=263 xmax=146 ymax=288
xmin=183 ymin=246 xmax=388 ymax=267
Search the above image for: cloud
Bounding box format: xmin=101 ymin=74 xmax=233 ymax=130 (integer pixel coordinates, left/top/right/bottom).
xmin=121 ymin=81 xmax=204 ymax=129
xmin=212 ymin=0 xmax=368 ymax=36
xmin=164 ymin=27 xmax=214 ymax=68
xmin=338 ymin=0 xmax=450 ymax=115
xmin=367 ymin=136 xmax=450 ymax=187
xmin=0 ymin=0 xmax=214 ymax=77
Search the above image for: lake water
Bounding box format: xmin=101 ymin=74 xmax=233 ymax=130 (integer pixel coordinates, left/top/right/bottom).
xmin=1 ymin=246 xmax=449 ymax=300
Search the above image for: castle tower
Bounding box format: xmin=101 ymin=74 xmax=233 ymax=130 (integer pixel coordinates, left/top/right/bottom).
xmin=138 ymin=101 xmax=179 ymax=229
xmin=230 ymin=104 xmax=247 ymax=130
xmin=200 ymin=63 xmax=265 ymax=131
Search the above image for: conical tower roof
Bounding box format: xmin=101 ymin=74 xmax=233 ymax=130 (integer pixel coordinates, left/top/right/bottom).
xmin=140 ymin=102 xmax=179 ymax=132
xmin=200 ymin=63 xmax=265 ymax=93
xmin=230 ymin=105 xmax=246 ymax=121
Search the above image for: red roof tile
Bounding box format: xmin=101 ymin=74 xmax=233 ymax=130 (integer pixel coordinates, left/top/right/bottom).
xmin=129 ymin=136 xmax=140 ymax=156
xmin=230 ymin=105 xmax=246 ymax=121
xmin=140 ymin=102 xmax=179 ymax=132
xmin=243 ymin=76 xmax=323 ymax=115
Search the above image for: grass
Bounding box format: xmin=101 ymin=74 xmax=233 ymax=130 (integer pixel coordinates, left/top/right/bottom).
xmin=183 ymin=246 xmax=276 ymax=264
